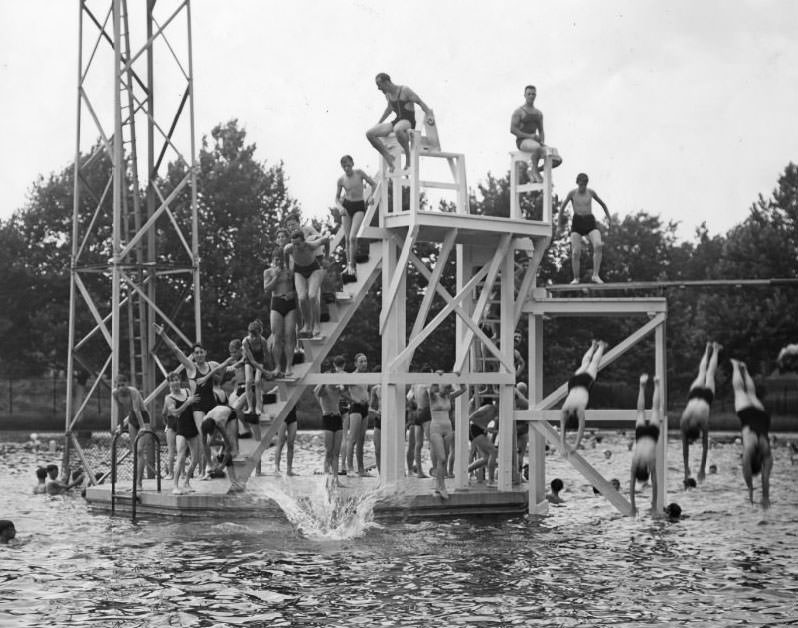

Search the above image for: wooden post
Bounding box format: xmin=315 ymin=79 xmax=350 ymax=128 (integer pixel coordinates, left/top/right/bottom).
xmin=380 ymin=237 xmax=406 ymax=487
xmin=497 ymin=249 xmax=515 ymax=491
xmin=453 ymin=244 xmax=471 ymax=490
xmin=655 ymin=317 xmax=667 ymax=511
xmin=528 ymin=313 xmax=547 ymax=514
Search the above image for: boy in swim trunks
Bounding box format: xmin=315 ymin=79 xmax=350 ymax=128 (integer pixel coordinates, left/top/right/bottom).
xmin=680 ymin=342 xmax=721 ymax=484
xmin=284 ymin=229 xmax=330 ymax=338
xmin=731 ymin=359 xmax=773 ymax=508
xmin=366 ymin=72 xmax=434 ymax=171
xmin=630 ymin=374 xmax=662 ymax=516
xmin=112 ymin=373 xmax=153 ymax=488
xmin=561 ymin=340 xmax=607 ymax=454
xmin=314 ymin=360 xmax=345 ymax=484
xmin=335 ymin=155 xmax=375 ymax=281
xmin=559 ymin=173 xmax=611 ymax=284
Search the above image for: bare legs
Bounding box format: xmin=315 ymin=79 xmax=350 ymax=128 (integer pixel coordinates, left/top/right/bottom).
xmin=731 ymin=359 xmax=772 ymax=508
xmin=570 ymin=230 xmax=604 ymax=284
xmin=429 ymin=428 xmax=449 ymax=498
xmin=366 ymin=122 xmax=397 ymax=170
xmin=275 ymin=420 xmax=297 ymax=475
xmin=561 ymin=341 xmax=606 ymax=453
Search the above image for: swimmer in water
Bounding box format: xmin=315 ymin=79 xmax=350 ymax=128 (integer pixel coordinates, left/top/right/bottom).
xmin=546 ymin=478 xmax=565 ymax=505
xmin=561 ymin=340 xmax=607 ymax=454
xmin=33 ymin=466 xmax=47 ymax=494
xmin=630 ymin=374 xmax=662 ymax=516
xmin=680 ymin=342 xmax=721 ymax=484
xmin=0 ymin=520 xmax=16 ymax=544
xmin=731 ymin=359 xmax=773 ymax=509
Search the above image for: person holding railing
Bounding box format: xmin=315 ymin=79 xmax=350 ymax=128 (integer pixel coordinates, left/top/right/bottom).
xmin=334 ymin=155 xmax=375 ymax=282
xmin=366 ymin=73 xmax=434 ymax=171
xmin=428 ymin=375 xmax=466 ymax=499
xmin=112 ymin=372 xmax=152 ymax=489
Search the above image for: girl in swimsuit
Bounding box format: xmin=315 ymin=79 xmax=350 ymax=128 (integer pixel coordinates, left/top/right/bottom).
xmin=242 ymin=319 xmax=274 ymax=415
xmin=630 ymin=374 xmax=662 ymax=516
xmin=164 ymin=371 xmax=200 ymax=494
xmin=154 ymin=324 xmax=233 ymax=475
xmin=264 ymin=248 xmax=297 ymax=378
xmin=428 ymin=375 xmax=466 ymax=499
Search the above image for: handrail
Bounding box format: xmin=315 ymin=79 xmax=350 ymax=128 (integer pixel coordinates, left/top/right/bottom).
xmin=131 ymin=428 xmax=162 ymax=521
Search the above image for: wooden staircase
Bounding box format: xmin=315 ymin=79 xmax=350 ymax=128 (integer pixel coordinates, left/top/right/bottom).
xmin=231 ymin=239 xmax=383 ymax=484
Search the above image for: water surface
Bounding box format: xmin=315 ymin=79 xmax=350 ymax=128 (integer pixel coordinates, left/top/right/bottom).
xmin=2 ymin=432 xmax=797 ymax=627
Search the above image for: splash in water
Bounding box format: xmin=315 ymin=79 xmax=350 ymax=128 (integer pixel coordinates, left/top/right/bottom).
xmin=253 ymin=475 xmax=381 ymax=540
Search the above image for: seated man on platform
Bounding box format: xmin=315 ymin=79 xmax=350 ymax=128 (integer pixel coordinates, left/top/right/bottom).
xmin=510 ymin=84 xmax=560 ymax=183
xmin=366 ymin=73 xmax=434 ymax=171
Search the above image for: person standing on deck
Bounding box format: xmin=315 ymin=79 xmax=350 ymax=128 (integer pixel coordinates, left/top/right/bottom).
xmin=335 ymin=155 xmax=375 ymax=282
xmin=558 ymin=173 xmax=611 ymax=284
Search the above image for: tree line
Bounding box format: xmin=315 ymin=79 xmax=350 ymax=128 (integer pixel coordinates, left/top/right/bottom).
xmin=1 ymin=119 xmax=796 ymax=409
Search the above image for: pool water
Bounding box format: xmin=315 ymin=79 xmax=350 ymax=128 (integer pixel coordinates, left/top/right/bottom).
xmin=2 ymin=431 xmax=798 ymax=627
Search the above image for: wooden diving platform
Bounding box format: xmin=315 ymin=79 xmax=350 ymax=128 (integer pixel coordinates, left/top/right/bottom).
xmin=383 ymin=209 xmax=551 ymax=246
xmin=545 ymin=278 xmax=798 ymax=293
xmin=84 ymin=474 xmax=528 ymax=520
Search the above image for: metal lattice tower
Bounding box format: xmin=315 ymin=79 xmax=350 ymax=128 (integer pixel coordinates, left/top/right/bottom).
xmin=65 ymin=0 xmax=200 ymax=476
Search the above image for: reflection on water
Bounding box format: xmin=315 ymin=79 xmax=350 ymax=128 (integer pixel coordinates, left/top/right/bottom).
xmin=2 ymin=432 xmax=798 ymax=627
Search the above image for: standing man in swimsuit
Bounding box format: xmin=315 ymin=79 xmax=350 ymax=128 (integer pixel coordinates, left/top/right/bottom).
xmin=366 ymin=72 xmax=434 ymax=171
xmin=681 ymin=342 xmax=721 ymax=485
xmin=315 ymin=360 xmax=345 ymax=484
xmin=284 ymin=230 xmax=330 ymax=339
xmin=559 ymin=173 xmax=611 ymax=284
xmin=112 ymin=373 xmax=152 ymax=489
xmin=264 ymin=243 xmax=297 ymax=378
xmin=335 ymin=155 xmax=375 ymax=281
xmin=731 ymin=359 xmax=773 ymax=508
xmin=510 ymin=85 xmax=561 ymax=183
xmin=345 ymin=353 xmax=372 ymax=477
xmin=407 ymin=376 xmax=432 ymax=478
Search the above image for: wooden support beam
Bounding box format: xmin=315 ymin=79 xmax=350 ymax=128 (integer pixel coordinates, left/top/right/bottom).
xmin=514 ymin=409 xmax=652 ymax=422
xmin=388 ymin=263 xmax=488 ymax=372
xmin=401 ymin=245 xmax=513 ymax=374
xmin=513 ymin=236 xmax=550 ymax=325
xmin=525 ymin=297 xmax=667 ymax=316
xmin=453 ymin=234 xmax=512 ymax=373
xmin=532 ymin=421 xmax=633 ymax=516
xmin=410 ymin=230 xmax=457 ymax=339
xmin=379 ymin=225 xmax=419 ymax=333
xmin=533 ymin=313 xmax=666 ymax=410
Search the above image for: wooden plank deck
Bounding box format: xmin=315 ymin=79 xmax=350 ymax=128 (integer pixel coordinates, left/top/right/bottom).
xmin=84 ymin=474 xmax=529 ymax=520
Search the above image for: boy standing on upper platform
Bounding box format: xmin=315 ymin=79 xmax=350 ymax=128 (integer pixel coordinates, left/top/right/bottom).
xmin=559 ymin=172 xmax=611 ymax=284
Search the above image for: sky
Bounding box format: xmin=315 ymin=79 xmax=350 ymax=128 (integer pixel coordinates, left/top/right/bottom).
xmin=1 ymin=1 xmax=797 ymax=241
